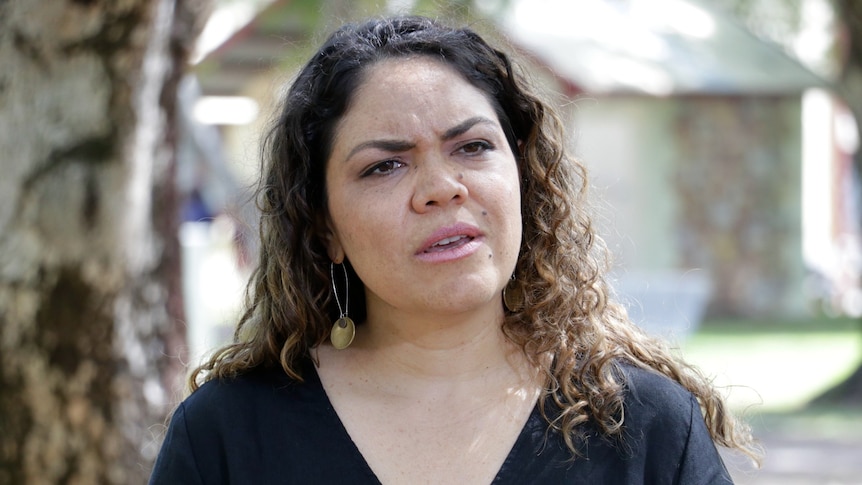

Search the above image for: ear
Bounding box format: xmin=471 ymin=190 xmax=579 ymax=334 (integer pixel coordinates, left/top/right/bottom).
xmin=318 ymin=214 xmax=345 ymax=264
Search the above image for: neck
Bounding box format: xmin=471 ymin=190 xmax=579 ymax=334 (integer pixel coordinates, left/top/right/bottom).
xmin=369 ymin=308 xmax=510 ymax=378
xmin=324 ymin=302 xmax=535 ymax=399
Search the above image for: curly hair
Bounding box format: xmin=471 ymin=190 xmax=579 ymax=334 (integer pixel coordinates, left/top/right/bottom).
xmin=190 ymin=15 xmax=759 ymax=462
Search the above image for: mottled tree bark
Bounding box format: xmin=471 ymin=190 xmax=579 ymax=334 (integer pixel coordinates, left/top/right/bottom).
xmin=0 ymin=0 xmax=206 ymax=483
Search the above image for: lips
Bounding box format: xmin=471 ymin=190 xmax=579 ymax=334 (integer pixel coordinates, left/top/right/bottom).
xmin=416 ymin=223 xmax=483 ymax=255
xmin=428 ymin=235 xmax=471 ymax=251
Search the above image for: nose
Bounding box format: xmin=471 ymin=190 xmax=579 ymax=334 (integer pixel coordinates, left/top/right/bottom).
xmin=410 ymin=157 xmax=468 ymax=213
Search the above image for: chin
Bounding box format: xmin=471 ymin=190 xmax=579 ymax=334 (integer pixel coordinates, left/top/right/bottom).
xmin=423 ymin=286 xmax=503 ymax=314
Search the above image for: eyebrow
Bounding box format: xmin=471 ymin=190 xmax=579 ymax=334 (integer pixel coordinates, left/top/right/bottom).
xmin=442 ymin=116 xmax=496 ymax=141
xmin=342 ymin=116 xmax=497 ymax=163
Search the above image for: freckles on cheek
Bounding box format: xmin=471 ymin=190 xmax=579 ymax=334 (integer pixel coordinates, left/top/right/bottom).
xmin=341 ymin=204 xmax=384 ymax=245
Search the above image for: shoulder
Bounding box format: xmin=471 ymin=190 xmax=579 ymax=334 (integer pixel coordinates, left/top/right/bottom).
xmin=619 ymin=363 xmax=696 ymax=425
xmin=187 ymin=365 xmax=299 ymax=403
xmin=178 ymin=363 xmax=318 ymax=435
xmin=151 ymin=362 xmax=351 ymax=483
xmin=613 ymin=363 xmax=733 ymax=483
xmin=186 ymin=365 xmax=291 ymax=405
xmin=615 ymin=363 xmax=699 ymax=449
xmin=505 ymin=363 xmax=730 ymax=484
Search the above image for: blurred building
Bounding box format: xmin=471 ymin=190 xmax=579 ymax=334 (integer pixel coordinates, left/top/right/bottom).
xmin=498 ymin=0 xmax=828 ymax=327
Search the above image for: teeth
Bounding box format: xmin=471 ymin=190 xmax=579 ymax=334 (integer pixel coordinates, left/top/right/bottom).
xmin=432 ymin=235 xmax=465 ymax=247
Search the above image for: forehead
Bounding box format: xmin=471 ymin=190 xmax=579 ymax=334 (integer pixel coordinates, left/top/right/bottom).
xmin=335 ymin=57 xmax=498 ymax=138
xmin=358 ymin=55 xmax=472 ymax=96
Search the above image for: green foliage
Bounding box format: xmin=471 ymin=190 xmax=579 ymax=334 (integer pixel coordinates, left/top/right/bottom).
xmin=699 ymin=315 xmax=860 ymax=334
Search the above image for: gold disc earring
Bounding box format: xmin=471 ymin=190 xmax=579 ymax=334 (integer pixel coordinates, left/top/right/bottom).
xmin=503 ymin=275 xmax=525 ymax=312
xmin=330 ymin=262 xmax=356 ymax=349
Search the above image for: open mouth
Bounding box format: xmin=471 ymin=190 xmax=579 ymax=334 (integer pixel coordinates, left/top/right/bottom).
xmin=426 ymin=235 xmax=473 ymax=252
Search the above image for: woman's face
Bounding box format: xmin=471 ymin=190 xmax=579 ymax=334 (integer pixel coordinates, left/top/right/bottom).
xmin=324 ymin=56 xmax=522 ymax=320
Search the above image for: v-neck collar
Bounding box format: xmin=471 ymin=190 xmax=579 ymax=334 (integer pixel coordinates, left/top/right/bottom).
xmin=304 ymin=360 xmax=544 ymax=484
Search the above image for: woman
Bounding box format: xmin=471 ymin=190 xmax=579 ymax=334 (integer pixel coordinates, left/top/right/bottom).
xmin=151 ymin=15 xmax=759 ymax=484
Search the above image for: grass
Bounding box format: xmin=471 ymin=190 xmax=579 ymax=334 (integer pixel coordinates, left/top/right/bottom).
xmin=678 ymin=316 xmax=862 ymax=413
xmin=667 ymin=317 xmax=862 ymax=483
xmin=747 ymin=405 xmax=862 ymax=441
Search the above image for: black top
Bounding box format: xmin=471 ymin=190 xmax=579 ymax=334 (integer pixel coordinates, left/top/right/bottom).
xmin=150 ymin=360 xmax=732 ymax=484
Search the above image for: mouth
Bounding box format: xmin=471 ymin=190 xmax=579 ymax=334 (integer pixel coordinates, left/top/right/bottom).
xmin=416 ymin=223 xmax=483 ymax=256
xmin=425 ymin=235 xmax=474 ymax=253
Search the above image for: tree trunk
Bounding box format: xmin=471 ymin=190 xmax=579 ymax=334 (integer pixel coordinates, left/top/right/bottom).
xmin=0 ymin=0 xmax=206 ymax=483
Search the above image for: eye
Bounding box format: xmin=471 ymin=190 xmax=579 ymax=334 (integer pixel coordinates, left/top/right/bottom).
xmin=457 ymin=141 xmax=493 ymax=156
xmin=361 ymin=159 xmax=404 ymax=177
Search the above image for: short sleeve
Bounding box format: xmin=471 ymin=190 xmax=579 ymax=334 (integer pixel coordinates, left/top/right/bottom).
xmin=675 ymin=395 xmax=734 ymax=485
xmin=149 ymin=403 xmax=204 ymax=485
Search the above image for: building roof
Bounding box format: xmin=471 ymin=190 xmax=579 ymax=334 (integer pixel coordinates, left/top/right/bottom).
xmin=496 ymin=0 xmax=826 ymax=96
xmin=194 ymin=0 xmax=826 ymax=97
xmin=193 ymin=0 xmax=311 ymax=96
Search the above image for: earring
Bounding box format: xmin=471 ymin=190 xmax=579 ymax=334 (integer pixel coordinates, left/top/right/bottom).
xmin=330 ymin=262 xmax=356 ymax=349
xmin=503 ymin=275 xmax=525 ymax=312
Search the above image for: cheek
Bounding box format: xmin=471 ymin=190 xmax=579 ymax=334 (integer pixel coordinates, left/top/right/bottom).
xmin=500 ymin=174 xmax=523 ymax=249
xmin=477 ymin=175 xmax=522 ymax=248
xmin=330 ymin=198 xmax=394 ymax=255
xmin=486 ymin=171 xmax=522 ymax=219
xmin=326 ymin=189 xmax=361 ymax=253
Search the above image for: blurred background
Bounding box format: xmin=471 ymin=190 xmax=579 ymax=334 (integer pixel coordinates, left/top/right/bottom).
xmin=1 ymin=0 xmax=861 ymax=483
